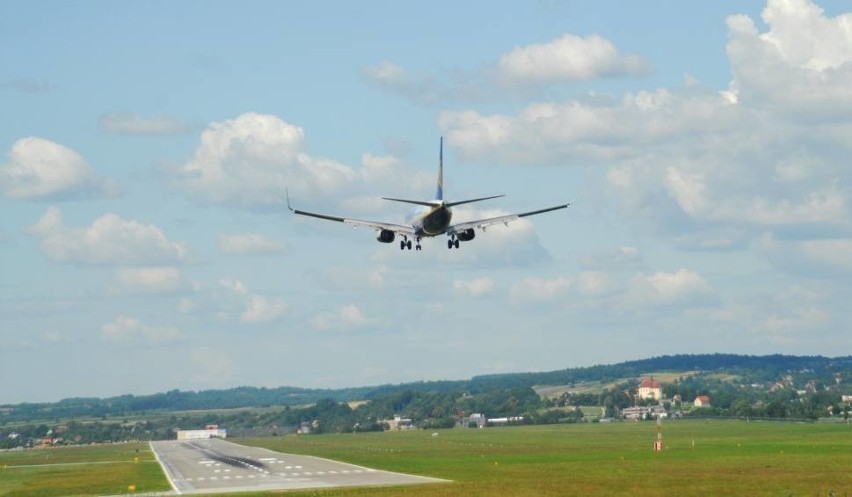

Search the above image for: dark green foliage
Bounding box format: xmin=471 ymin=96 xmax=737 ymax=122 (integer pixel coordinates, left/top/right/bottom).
xmin=3 ymin=354 xmax=852 ymax=448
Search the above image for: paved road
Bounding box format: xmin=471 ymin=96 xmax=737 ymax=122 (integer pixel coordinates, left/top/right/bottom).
xmin=150 ymin=438 xmax=447 ymax=494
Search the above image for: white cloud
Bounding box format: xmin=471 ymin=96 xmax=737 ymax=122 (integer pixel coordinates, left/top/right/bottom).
xmin=241 ymin=295 xmax=286 ymax=323
xmin=765 ymin=306 xmax=831 ymax=338
xmin=173 ymin=112 xmax=356 ymax=209
xmin=218 ymin=233 xmax=287 ymax=255
xmin=760 ymin=233 xmax=852 ymax=275
xmin=453 ymin=277 xmax=496 ymax=297
xmin=311 ymin=304 xmax=371 ymax=331
xmin=498 ymin=34 xmax=648 ymax=82
xmin=28 ymin=207 xmax=189 ymax=266
xmin=363 ymin=61 xmax=406 ymax=85
xmin=99 ymin=112 xmax=191 ymax=135
xmin=0 ymin=137 xmax=117 ymax=200
xmin=114 ymin=267 xmax=183 ymax=293
xmin=576 ymin=271 xmax=610 ymax=296
xmin=579 ymin=246 xmax=643 ymax=270
xmin=101 ymin=315 xmax=182 ymax=344
xmin=626 ymin=269 xmax=715 ymax=308
xmin=362 ymin=61 xmax=479 ymax=105
xmin=364 ymin=33 xmax=646 ymax=106
xmin=512 ymin=276 xmax=572 ymax=300
xmin=725 ymin=0 xmax=852 ymax=115
xmin=218 ymin=278 xmax=286 ymax=324
xmin=219 ymin=278 xmax=248 ymax=296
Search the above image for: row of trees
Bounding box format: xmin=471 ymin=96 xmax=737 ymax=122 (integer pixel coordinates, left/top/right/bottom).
xmin=4 ymin=354 xmax=852 ymax=448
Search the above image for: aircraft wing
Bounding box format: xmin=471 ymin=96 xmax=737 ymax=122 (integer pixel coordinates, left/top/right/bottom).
xmin=287 ymin=196 xmax=417 ymax=236
xmin=447 ymin=203 xmax=570 ymax=234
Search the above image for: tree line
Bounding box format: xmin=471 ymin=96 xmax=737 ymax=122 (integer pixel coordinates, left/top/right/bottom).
xmin=2 ymin=354 xmax=851 ymax=448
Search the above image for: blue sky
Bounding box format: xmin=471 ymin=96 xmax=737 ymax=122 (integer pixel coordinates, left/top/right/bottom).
xmin=2 ymin=0 xmax=851 ymax=404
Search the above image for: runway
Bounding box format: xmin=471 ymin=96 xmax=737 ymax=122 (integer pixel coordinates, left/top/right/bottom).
xmin=150 ymin=438 xmax=447 ymax=494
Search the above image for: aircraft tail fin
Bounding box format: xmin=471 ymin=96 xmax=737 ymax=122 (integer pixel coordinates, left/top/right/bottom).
xmin=436 ymin=137 xmax=444 ymax=201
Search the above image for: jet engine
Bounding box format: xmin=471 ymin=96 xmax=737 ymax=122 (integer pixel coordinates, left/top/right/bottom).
xmin=456 ymin=228 xmax=476 ymax=242
xmin=376 ymin=229 xmax=395 ymax=243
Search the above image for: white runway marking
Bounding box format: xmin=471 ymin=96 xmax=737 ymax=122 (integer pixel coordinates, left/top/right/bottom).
xmin=150 ymin=438 xmax=448 ymax=494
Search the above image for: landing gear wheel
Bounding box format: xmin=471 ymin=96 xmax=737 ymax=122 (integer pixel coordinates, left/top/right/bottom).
xmin=407 ymin=240 xmax=412 ymax=250
xmin=447 ymin=239 xmax=453 ymax=249
xmin=454 ymin=239 xmax=460 ymax=249
xmin=400 ymin=240 xmax=406 ymax=250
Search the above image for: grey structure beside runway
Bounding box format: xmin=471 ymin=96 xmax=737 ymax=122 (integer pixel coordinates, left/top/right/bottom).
xmin=150 ymin=438 xmax=447 ymax=494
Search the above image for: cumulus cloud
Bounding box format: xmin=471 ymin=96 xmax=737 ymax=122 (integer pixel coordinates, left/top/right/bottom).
xmin=311 ymin=304 xmax=371 ymax=331
xmin=498 ymin=34 xmax=648 ymax=82
xmin=218 ymin=233 xmax=287 ymax=255
xmin=99 ymin=112 xmax=192 ymax=135
xmin=765 ymin=305 xmax=831 ymax=338
xmin=364 ymin=33 xmax=646 ymax=106
xmin=241 ymin=295 xmax=286 ymax=323
xmin=760 ymin=233 xmax=852 ymax=276
xmin=218 ymin=278 xmax=286 ymax=324
xmin=101 ymin=315 xmax=182 ymax=343
xmin=512 ymin=276 xmax=572 ymax=300
xmin=172 ymin=112 xmax=356 ymax=209
xmin=580 ymin=246 xmax=643 ymax=270
xmin=1 ymin=137 xmax=117 ymax=200
xmin=362 ymin=61 xmax=482 ymax=105
xmin=453 ymin=277 xmax=496 ymax=297
xmin=626 ymin=269 xmax=715 ymax=308
xmin=439 ymin=0 xmax=852 ymax=280
xmin=28 ymin=207 xmax=189 ymax=266
xmin=725 ymin=0 xmax=852 ymax=115
xmin=114 ymin=267 xmax=183 ymax=294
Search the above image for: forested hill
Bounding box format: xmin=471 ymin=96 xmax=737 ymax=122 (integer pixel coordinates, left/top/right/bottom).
xmin=467 ymin=353 xmax=852 ymax=390
xmin=4 ymin=354 xmax=851 ymax=422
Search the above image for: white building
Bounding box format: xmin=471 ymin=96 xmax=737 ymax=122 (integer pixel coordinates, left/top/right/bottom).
xmin=638 ymin=378 xmax=662 ymax=401
xmin=176 ymin=426 xmax=227 ymax=440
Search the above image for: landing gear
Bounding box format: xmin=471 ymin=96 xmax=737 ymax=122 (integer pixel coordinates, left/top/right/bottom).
xmin=400 ymin=237 xmax=413 ymax=250
xmin=447 ymin=236 xmax=460 ymax=249
xmin=415 ymin=237 xmax=422 ymax=250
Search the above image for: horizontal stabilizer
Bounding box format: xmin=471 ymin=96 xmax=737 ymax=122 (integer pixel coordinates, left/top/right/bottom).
xmin=382 ymin=197 xmax=442 ymax=207
xmin=444 ymin=194 xmax=504 ymax=208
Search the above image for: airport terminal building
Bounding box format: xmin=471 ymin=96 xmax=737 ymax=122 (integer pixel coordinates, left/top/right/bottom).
xmin=176 ymin=424 xmax=227 ymax=440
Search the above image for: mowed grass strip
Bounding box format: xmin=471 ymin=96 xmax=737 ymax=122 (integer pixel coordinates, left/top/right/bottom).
xmin=0 ymin=443 xmax=171 ymax=497
xmin=242 ymin=420 xmax=852 ymax=497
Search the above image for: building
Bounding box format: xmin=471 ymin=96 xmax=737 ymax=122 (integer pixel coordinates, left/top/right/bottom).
xmin=176 ymin=425 xmax=227 ymax=440
xmin=694 ymin=396 xmax=711 ymax=408
xmin=638 ymin=378 xmax=662 ymax=401
xmin=622 ymin=405 xmax=667 ymax=420
xmin=842 ymin=395 xmax=852 ymax=403
xmin=384 ymin=415 xmax=414 ymax=430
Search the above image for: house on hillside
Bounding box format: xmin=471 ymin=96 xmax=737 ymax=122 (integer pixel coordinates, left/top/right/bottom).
xmin=638 ymin=378 xmax=662 ymax=401
xmin=694 ymin=396 xmax=711 ymax=408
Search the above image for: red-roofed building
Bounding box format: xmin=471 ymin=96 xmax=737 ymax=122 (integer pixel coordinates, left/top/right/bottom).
xmin=694 ymin=396 xmax=711 ymax=408
xmin=638 ymin=378 xmax=662 ymax=401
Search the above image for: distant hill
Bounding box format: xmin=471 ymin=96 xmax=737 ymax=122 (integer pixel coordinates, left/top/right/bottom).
xmin=3 ymin=353 xmax=851 ymax=424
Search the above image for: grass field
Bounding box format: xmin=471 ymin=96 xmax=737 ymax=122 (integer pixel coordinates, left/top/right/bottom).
xmin=0 ymin=442 xmax=170 ymax=497
xmin=245 ymin=420 xmax=852 ymax=497
xmin=1 ymin=420 xmax=850 ymax=496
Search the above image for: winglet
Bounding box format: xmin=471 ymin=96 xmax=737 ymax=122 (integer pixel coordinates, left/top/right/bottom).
xmin=285 ymin=188 xmax=295 ymax=212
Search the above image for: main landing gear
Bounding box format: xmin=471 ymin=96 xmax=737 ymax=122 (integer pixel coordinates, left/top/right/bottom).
xmin=399 ymin=236 xmax=422 ymax=251
xmin=447 ymin=236 xmax=460 ymax=249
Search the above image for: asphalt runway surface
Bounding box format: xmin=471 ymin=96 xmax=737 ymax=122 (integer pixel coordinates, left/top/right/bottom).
xmin=150 ymin=438 xmax=447 ymax=494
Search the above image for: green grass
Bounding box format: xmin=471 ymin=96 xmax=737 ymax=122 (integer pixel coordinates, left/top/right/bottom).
xmin=2 ymin=421 xmax=850 ymax=496
xmin=241 ymin=420 xmax=852 ymax=497
xmin=0 ymin=443 xmax=171 ymax=497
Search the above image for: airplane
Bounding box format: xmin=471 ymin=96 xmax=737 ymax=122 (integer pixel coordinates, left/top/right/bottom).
xmin=286 ymin=137 xmax=570 ymax=251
